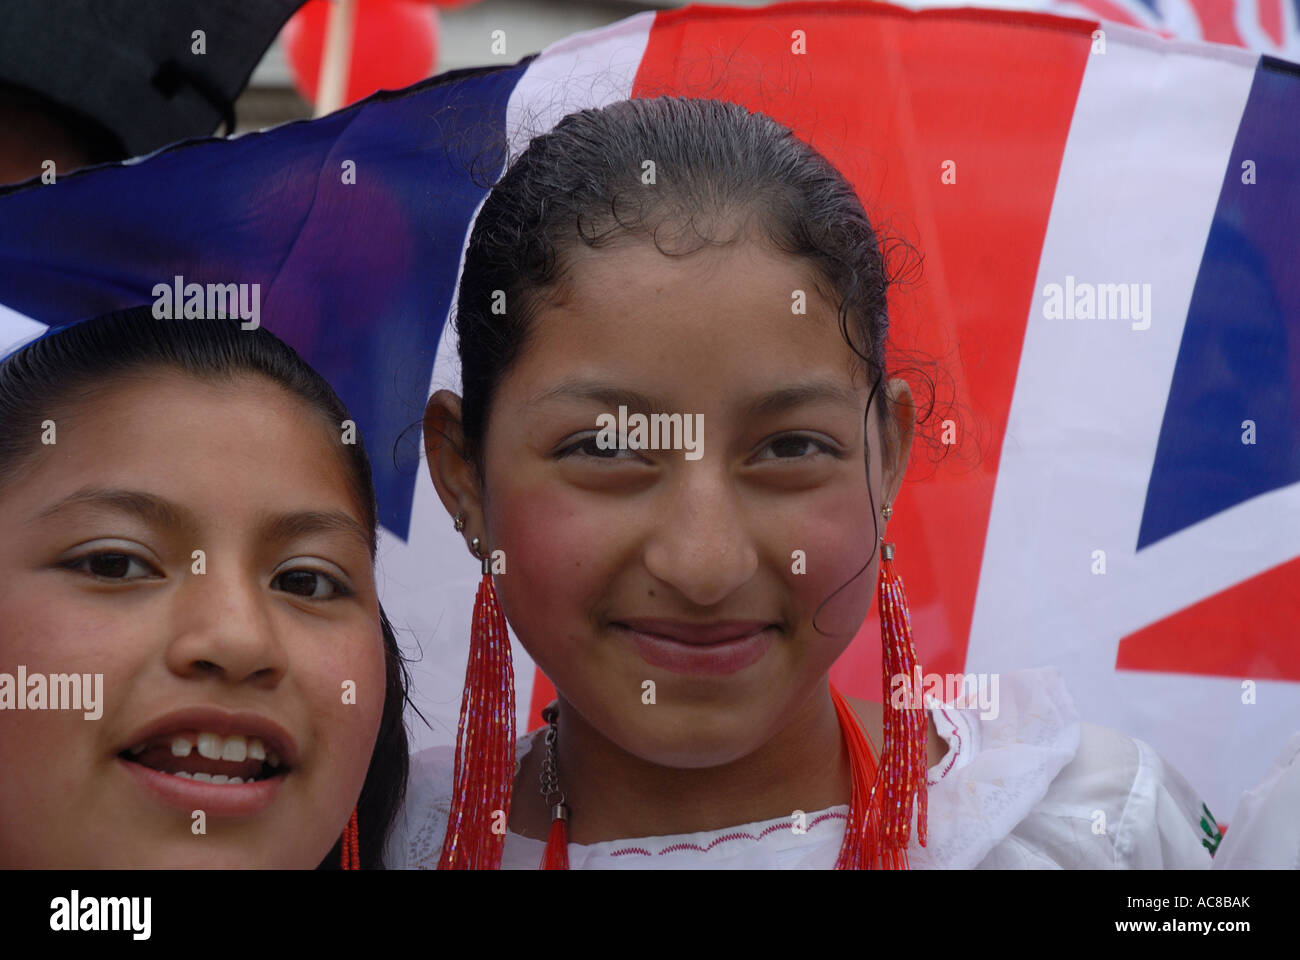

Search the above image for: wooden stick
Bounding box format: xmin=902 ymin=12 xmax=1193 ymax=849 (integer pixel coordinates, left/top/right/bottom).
xmin=314 ymin=0 xmax=357 ymax=117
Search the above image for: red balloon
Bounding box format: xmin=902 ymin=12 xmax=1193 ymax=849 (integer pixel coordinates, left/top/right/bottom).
xmin=283 ymin=0 xmax=439 ymax=108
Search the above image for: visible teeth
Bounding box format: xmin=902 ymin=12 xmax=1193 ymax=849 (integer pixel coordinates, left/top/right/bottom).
xmin=228 ymin=777 xmax=243 ymax=785
xmin=247 ymin=738 xmax=267 ymax=761
xmin=129 ymin=743 xmax=147 ymax=755
xmin=174 ymin=771 xmax=195 ymax=780
xmin=210 ymin=774 xmax=229 ymax=784
xmin=220 ymin=735 xmax=247 ymax=762
xmin=267 ymin=750 xmax=282 ymax=769
xmin=171 ymin=736 xmax=194 ymax=757
xmin=191 ymin=772 xmax=213 ymax=783
xmin=196 ymin=732 xmax=223 ymax=760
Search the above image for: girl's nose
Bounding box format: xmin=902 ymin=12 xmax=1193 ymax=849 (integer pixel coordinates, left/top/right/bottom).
xmin=642 ymin=466 xmax=759 ymax=608
xmin=164 ymin=568 xmax=288 ymax=687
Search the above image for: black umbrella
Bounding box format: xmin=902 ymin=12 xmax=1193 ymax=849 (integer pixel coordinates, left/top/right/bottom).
xmin=0 ymin=0 xmax=306 ymax=157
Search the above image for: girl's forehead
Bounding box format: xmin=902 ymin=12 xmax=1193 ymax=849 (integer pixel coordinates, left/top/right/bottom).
xmin=534 ymin=243 xmax=837 ymax=341
xmin=561 ymin=235 xmax=818 ymax=294
xmin=516 ymin=243 xmax=862 ymax=384
xmin=10 ymin=372 xmax=360 ymax=510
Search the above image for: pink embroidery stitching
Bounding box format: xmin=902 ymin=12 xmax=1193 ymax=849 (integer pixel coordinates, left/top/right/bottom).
xmin=603 ymin=810 xmax=849 ymax=858
xmin=573 ymin=706 xmax=970 ymax=860
xmin=928 ymin=706 xmax=963 ymax=785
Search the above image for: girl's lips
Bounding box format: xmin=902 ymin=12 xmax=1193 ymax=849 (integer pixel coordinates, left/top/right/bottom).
xmin=617 ymin=624 xmax=775 ymax=676
xmin=119 ymin=756 xmax=286 ymax=817
xmin=118 ymin=706 xmax=300 ymax=769
xmin=618 ymin=619 xmax=775 ymax=645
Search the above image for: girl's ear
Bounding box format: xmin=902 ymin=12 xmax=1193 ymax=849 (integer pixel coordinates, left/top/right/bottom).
xmin=423 ymin=390 xmax=484 ymax=536
xmin=881 ymin=377 xmax=915 ymax=506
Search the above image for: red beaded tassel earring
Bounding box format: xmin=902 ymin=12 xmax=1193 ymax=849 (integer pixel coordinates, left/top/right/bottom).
xmin=438 ymin=521 xmax=517 ymax=869
xmin=340 ymin=807 xmax=360 ymax=869
xmin=833 ymin=502 xmax=929 ymax=869
xmin=874 ymin=502 xmax=928 ymax=856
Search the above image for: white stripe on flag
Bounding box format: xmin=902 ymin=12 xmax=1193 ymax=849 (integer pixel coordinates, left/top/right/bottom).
xmin=964 ymin=24 xmax=1296 ymax=818
xmin=0 ymin=302 xmax=48 ymax=358
xmin=378 ymin=13 xmax=656 ymax=754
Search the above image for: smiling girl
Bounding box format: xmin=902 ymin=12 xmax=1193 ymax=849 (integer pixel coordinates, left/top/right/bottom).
xmin=0 ymin=306 xmax=411 ymax=868
xmin=388 ymin=96 xmax=1219 ymax=869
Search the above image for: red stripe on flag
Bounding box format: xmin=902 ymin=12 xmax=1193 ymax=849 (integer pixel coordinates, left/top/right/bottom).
xmin=1185 ymin=0 xmax=1248 ymax=44
xmin=530 ymin=1 xmax=1091 ymax=715
xmin=1259 ymin=0 xmax=1285 ymax=47
xmin=1116 ymin=556 xmax=1300 ymax=681
xmin=529 ymin=672 xmax=558 ymax=731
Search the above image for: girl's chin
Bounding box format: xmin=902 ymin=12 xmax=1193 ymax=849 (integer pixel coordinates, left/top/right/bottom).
xmin=96 ymin=773 xmax=334 ymax=867
xmin=596 ymin=702 xmax=775 ymax=769
xmin=79 ymin=839 xmax=325 ymax=869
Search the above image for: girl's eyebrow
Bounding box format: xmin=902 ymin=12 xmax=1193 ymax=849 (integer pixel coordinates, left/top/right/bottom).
xmin=34 ymin=486 xmax=189 ymax=529
xmin=259 ymin=510 xmax=371 ymax=552
xmin=33 ymin=487 xmax=369 ymax=552
xmin=743 ymin=379 xmax=862 ymax=418
xmin=527 ymin=379 xmax=675 ymax=417
xmin=527 ymin=377 xmax=861 ymax=418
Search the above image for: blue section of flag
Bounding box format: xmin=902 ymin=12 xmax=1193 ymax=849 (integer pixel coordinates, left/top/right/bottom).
xmin=0 ymin=60 xmax=532 ymax=540
xmin=1138 ymin=58 xmax=1300 ymax=549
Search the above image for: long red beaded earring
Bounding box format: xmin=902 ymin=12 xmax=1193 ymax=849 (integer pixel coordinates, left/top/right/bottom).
xmin=340 ymin=807 xmax=360 ymax=869
xmin=833 ymin=504 xmax=929 ymax=868
xmin=438 ymin=528 xmax=517 ymax=869
xmin=867 ymin=506 xmax=929 ymax=861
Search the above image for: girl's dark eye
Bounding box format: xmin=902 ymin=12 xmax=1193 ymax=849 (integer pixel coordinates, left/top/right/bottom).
xmin=273 ymin=568 xmax=348 ymax=600
xmin=557 ymin=433 xmax=639 ymax=461
xmin=757 ymin=434 xmax=840 ymax=460
xmin=91 ymin=554 xmax=130 ymax=578
xmin=66 ymin=552 xmax=159 ymax=581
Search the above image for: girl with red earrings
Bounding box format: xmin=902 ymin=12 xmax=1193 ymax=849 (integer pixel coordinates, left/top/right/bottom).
xmin=389 ymin=97 xmax=1219 ymax=871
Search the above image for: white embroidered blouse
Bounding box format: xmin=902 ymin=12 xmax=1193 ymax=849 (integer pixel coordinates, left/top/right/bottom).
xmin=382 ymin=666 xmax=1217 ymax=869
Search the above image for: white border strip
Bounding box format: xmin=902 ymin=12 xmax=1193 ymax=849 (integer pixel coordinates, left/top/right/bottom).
xmin=383 ymin=12 xmax=657 ymax=752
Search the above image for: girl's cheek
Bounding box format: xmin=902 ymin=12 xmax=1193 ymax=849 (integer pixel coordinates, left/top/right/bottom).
xmin=776 ymin=490 xmax=879 ymax=638
xmin=489 ymin=480 xmax=613 ymax=645
xmin=0 ymin=590 xmax=140 ymax=863
xmin=0 ymin=586 xmax=140 ymax=735
xmin=301 ymin=624 xmax=387 ymax=772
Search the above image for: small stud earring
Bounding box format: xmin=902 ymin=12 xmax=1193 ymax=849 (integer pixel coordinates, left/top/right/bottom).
xmin=453 ymin=512 xmax=465 ymax=532
xmin=881 ymin=502 xmax=893 ymax=522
